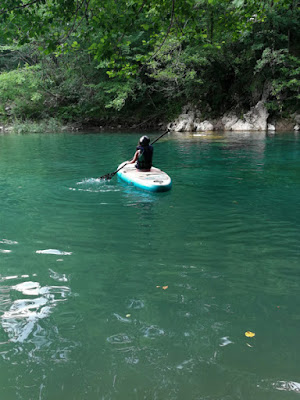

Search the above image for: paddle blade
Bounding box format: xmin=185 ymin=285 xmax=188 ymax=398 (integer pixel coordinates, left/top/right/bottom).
xmin=98 ymin=171 xmax=116 ymax=180
xmin=99 ymin=163 xmax=128 ymax=180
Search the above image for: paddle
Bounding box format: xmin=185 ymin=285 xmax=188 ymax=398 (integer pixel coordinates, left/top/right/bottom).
xmin=99 ymin=129 xmax=170 ymax=180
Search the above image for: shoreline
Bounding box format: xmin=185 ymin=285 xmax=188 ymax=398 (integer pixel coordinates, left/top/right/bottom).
xmin=1 ymin=108 xmax=299 ymax=135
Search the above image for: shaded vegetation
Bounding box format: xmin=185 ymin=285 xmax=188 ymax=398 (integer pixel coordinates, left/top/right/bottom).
xmin=0 ymin=0 xmax=299 ymax=127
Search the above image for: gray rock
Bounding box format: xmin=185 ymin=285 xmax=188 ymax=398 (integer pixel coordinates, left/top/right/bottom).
xmin=267 ymin=124 xmax=276 ymax=131
xmin=221 ymin=113 xmax=239 ymax=130
xmin=195 ymin=120 xmax=214 ymax=131
xmin=169 ymin=101 xmax=274 ymax=132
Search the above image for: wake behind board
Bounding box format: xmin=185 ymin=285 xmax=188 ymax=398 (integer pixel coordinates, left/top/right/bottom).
xmin=117 ymin=162 xmax=172 ymax=192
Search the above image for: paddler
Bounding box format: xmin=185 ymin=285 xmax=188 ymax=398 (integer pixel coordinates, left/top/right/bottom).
xmin=127 ymin=136 xmax=153 ymax=171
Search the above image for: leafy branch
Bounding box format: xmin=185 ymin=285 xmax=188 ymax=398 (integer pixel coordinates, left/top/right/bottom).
xmin=0 ymin=0 xmax=40 ymax=15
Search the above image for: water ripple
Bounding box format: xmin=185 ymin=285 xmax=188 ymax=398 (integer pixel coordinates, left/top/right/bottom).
xmin=273 ymin=380 xmax=300 ymax=392
xmin=127 ymin=299 xmax=145 ymax=309
xmin=36 ymin=249 xmax=72 ymax=255
xmin=258 ymin=379 xmax=300 ymax=393
xmin=0 ymin=239 xmax=18 ymax=254
xmin=0 ymin=239 xmax=18 ymax=245
xmin=49 ymin=269 xmax=68 ymax=282
xmin=0 ymin=279 xmax=71 ymax=343
xmin=141 ymin=325 xmax=165 ymax=339
xmin=113 ymin=313 xmax=131 ymax=323
xmin=219 ymin=336 xmax=234 ymax=347
xmin=107 ymin=333 xmax=133 ymax=345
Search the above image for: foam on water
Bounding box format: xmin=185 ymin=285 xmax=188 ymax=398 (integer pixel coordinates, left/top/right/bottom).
xmin=77 ymin=177 xmax=101 ymax=184
xmin=69 ymin=177 xmax=121 ymax=192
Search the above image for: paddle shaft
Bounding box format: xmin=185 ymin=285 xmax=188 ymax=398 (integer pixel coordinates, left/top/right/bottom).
xmin=150 ymin=129 xmax=170 ymax=145
xmin=111 ymin=162 xmax=128 ymax=176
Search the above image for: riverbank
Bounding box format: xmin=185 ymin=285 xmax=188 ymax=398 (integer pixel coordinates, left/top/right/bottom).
xmin=167 ymin=102 xmax=300 ymax=133
xmin=2 ymin=103 xmax=299 ymax=135
xmin=0 ymin=116 xmax=164 ymax=134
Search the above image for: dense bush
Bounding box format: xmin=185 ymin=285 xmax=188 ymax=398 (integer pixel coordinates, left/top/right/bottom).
xmin=0 ymin=0 xmax=298 ymax=125
xmin=0 ymin=65 xmax=45 ymax=120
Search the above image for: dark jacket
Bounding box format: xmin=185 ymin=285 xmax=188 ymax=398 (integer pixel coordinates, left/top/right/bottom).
xmin=135 ymin=145 xmax=153 ymax=169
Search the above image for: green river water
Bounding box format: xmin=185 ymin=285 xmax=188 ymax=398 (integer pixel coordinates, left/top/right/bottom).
xmin=0 ymin=131 xmax=299 ymax=400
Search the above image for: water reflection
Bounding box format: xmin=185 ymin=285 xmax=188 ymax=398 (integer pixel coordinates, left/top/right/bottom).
xmin=0 ymin=270 xmax=77 ymax=400
xmin=0 ymin=239 xmax=18 ymax=245
xmin=258 ymin=379 xmax=300 ymax=393
xmin=0 ymin=238 xmax=18 ymax=254
xmin=36 ymin=249 xmax=72 ymax=255
xmin=274 ymin=380 xmax=300 ymax=392
xmin=0 ymin=272 xmax=71 ymax=345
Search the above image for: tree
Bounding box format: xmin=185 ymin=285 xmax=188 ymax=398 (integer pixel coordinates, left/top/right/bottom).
xmin=0 ymin=0 xmax=298 ymax=122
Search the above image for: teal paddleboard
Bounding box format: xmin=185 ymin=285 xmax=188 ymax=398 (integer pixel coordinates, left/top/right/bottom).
xmin=117 ymin=162 xmax=172 ymax=192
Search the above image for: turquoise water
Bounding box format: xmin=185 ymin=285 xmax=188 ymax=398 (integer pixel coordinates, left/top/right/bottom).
xmin=0 ymin=131 xmax=299 ymax=400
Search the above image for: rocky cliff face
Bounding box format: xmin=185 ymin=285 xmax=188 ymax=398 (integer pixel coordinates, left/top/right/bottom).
xmin=168 ymin=102 xmax=299 ymax=132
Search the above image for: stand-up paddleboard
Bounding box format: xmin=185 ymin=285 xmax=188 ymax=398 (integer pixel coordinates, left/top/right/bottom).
xmin=117 ymin=162 xmax=172 ymax=192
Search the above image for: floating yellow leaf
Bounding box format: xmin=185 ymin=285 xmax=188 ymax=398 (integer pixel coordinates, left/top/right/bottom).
xmin=162 ymin=286 xmax=168 ymax=290
xmin=126 ymin=314 xmax=131 ymax=318
xmin=245 ymin=331 xmax=255 ymax=337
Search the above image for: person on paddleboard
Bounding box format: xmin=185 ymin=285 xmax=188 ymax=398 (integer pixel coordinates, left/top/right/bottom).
xmin=127 ymin=136 xmax=153 ymax=171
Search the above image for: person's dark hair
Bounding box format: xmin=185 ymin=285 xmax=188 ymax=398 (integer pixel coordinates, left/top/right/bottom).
xmin=139 ymin=136 xmax=150 ymax=146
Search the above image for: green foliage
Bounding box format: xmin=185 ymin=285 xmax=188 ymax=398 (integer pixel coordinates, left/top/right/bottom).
xmin=0 ymin=0 xmax=298 ymax=124
xmin=12 ymin=118 xmax=64 ymax=134
xmin=0 ymin=65 xmax=45 ymax=120
xmin=269 ymin=53 xmax=300 ymax=113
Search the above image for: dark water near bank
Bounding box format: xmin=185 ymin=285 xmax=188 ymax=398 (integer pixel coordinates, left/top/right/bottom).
xmin=0 ymin=131 xmax=299 ymax=400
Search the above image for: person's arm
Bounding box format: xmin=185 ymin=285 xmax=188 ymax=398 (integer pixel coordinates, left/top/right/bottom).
xmin=127 ymin=150 xmax=140 ymax=164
